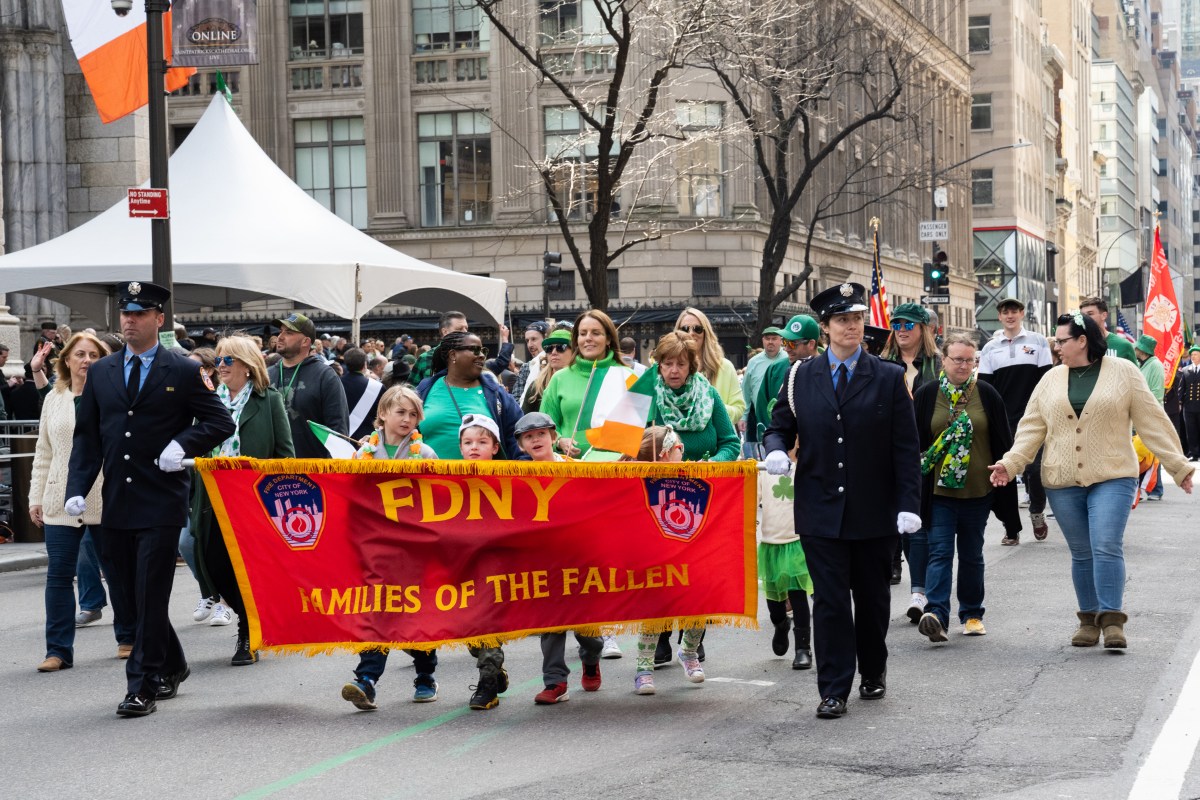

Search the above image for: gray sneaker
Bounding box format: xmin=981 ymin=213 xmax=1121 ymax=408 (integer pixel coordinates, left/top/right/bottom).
xmin=75 ymin=609 xmax=102 ymax=627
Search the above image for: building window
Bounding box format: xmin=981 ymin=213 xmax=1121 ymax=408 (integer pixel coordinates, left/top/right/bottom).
xmin=1158 ymin=157 xmax=1167 ymax=176
xmin=538 ymin=0 xmax=611 ymax=44
xmin=692 ymin=267 xmax=720 ymax=297
xmin=971 ymin=94 xmax=992 ymax=130
xmin=413 ymin=0 xmax=489 ymax=52
xmin=676 ymin=102 xmax=724 ymax=217
xmin=294 ymin=118 xmax=368 ymax=229
xmin=544 ymin=106 xmax=615 ymax=220
xmin=971 ymin=168 xmax=994 ymax=206
xmin=418 ymin=111 xmax=492 ymax=227
xmin=968 ymin=15 xmax=991 ymax=52
xmin=607 ymin=268 xmax=620 ymax=299
xmin=290 ymin=1 xmax=364 ymax=59
xmin=549 ymin=269 xmax=576 ymax=301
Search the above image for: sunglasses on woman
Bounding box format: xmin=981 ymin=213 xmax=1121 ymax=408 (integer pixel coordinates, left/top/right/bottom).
xmin=677 ymin=325 xmax=705 ymax=334
xmin=543 ymin=343 xmax=571 ymax=354
xmin=890 ymin=321 xmax=916 ymax=331
xmin=453 ymin=345 xmax=488 ymax=356
xmin=214 ymin=355 xmax=237 ymax=366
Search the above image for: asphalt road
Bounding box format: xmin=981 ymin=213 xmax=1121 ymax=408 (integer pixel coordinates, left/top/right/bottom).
xmin=3 ymin=486 xmax=1200 ymax=800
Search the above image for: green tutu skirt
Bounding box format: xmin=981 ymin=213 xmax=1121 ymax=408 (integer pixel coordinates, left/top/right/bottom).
xmin=758 ymin=540 xmax=813 ymax=601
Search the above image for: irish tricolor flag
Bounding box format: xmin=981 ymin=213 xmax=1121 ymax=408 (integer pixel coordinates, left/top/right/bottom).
xmin=585 ymin=367 xmax=657 ymax=457
xmin=62 ymin=1 xmax=196 ymax=124
xmin=308 ymin=421 xmax=359 ymax=459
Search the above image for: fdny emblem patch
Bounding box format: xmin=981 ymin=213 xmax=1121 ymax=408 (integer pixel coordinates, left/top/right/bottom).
xmin=642 ymin=477 xmax=711 ymax=542
xmin=257 ymin=474 xmax=326 ymax=550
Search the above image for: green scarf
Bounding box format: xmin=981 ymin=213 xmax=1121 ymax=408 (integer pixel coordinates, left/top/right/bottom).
xmin=653 ymin=370 xmax=715 ymax=432
xmin=920 ymin=371 xmax=975 ymax=489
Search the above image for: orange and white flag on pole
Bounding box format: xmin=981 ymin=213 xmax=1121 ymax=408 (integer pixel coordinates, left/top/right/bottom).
xmin=61 ymin=2 xmax=196 ymax=124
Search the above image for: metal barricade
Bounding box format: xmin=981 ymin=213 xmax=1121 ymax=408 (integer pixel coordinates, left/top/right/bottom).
xmin=0 ymin=420 xmax=40 ymax=543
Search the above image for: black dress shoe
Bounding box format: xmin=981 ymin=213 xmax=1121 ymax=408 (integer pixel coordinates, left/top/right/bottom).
xmin=816 ymin=696 xmax=847 ymax=718
xmin=889 ymin=564 xmax=903 ymax=585
xmin=859 ymin=674 xmax=886 ymax=699
xmin=792 ymin=648 xmax=813 ymax=670
xmin=154 ymin=664 xmax=191 ymax=700
xmin=116 ymin=693 xmax=156 ymax=717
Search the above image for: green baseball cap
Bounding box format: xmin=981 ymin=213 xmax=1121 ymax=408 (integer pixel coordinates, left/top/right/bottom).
xmin=782 ymin=314 xmax=820 ymax=341
xmin=542 ymin=329 xmax=572 ymax=346
xmin=891 ymin=303 xmax=929 ymax=326
xmin=762 ymin=326 xmax=786 ymax=337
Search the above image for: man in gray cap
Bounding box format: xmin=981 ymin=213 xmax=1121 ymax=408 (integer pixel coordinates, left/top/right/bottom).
xmin=270 ymin=312 xmax=349 ymax=458
xmin=740 ymin=325 xmax=788 ymax=454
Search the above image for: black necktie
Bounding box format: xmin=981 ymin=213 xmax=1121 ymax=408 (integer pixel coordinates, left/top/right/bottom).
xmin=835 ymin=363 xmax=848 ymax=405
xmin=127 ymin=356 xmax=141 ymax=402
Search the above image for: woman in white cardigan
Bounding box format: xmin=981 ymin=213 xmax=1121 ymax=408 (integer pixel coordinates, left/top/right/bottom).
xmin=30 ymin=332 xmax=134 ymax=671
xmin=989 ymin=312 xmax=1194 ymax=651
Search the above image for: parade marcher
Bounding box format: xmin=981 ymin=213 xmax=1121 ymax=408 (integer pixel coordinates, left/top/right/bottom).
xmin=521 ymin=329 xmax=572 ymax=414
xmin=1178 ymin=346 xmax=1200 ymax=460
xmin=978 ymin=297 xmax=1053 ymax=546
xmin=411 ymin=310 xmax=513 ymax=386
xmin=764 ymin=282 xmax=921 ymax=719
xmin=989 ymin=312 xmax=1195 ymax=650
xmin=1079 ymin=296 xmax=1138 ymax=364
xmin=415 ymin=331 xmax=522 ymax=460
xmin=342 ymin=385 xmax=440 ymax=711
xmin=66 ymin=281 xmax=235 ymax=717
xmin=515 ymin=412 xmax=605 ymax=704
xmin=340 ymin=347 xmax=384 ymax=441
xmin=540 ymin=310 xmax=634 ymax=459
xmin=619 ymin=336 xmax=647 ymax=377
xmin=758 ymin=459 xmax=813 ymax=670
xmin=191 ymin=335 xmax=295 ymax=667
xmin=674 ymin=307 xmax=745 ymax=425
xmin=510 ymin=321 xmax=549 ymax=406
xmin=1134 ymin=335 xmax=1167 ymax=500
xmin=740 ymin=325 xmax=788 ymax=457
xmin=914 ymin=333 xmax=1012 ymax=642
xmin=31 ymin=332 xmax=136 ymax=671
xmin=270 ymin=312 xmax=349 ymax=459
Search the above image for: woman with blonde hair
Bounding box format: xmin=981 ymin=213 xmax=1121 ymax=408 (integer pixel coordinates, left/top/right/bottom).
xmin=190 ymin=334 xmax=294 ymax=666
xmin=674 ymin=307 xmax=745 ymax=424
xmin=31 ymin=332 xmax=135 ymax=670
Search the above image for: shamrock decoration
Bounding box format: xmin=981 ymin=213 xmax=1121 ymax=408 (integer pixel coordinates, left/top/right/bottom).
xmin=772 ymin=475 xmax=795 ymax=500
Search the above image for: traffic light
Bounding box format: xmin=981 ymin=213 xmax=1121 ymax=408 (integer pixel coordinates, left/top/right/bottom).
xmin=923 ymin=260 xmax=936 ymax=294
xmin=932 ymin=248 xmax=950 ymax=294
xmin=543 ymin=251 xmax=562 ymax=291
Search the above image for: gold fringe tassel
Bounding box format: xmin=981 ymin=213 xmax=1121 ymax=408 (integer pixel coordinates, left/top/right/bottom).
xmin=251 ymin=614 xmax=760 ymax=657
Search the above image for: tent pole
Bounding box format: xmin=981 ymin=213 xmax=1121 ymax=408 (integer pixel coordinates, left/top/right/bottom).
xmin=351 ymin=263 xmax=361 ymax=344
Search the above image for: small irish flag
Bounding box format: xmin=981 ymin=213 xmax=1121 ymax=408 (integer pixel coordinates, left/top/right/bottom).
xmin=585 ymin=367 xmax=657 ymax=457
xmin=308 ymin=421 xmax=358 ymax=459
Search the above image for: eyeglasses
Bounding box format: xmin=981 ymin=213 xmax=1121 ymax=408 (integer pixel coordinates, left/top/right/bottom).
xmin=944 ymin=356 xmax=974 ymax=366
xmin=891 ymin=321 xmax=916 ymax=331
xmin=214 ymin=355 xmax=236 ymax=366
xmin=453 ymin=345 xmax=488 ymax=356
xmin=543 ymin=343 xmax=571 ymax=354
xmin=1053 ymin=336 xmax=1079 ymax=347
xmin=676 ymin=325 xmax=705 ymax=335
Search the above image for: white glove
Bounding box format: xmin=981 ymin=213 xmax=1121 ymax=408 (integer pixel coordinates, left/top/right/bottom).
xmin=157 ymin=440 xmax=185 ymax=472
xmin=764 ymin=450 xmax=792 ymax=475
xmin=897 ymin=512 xmax=922 ymax=535
xmin=65 ymin=496 xmax=86 ymax=517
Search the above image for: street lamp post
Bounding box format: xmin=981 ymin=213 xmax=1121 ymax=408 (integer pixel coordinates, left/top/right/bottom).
xmin=928 ymin=137 xmax=1032 ymax=262
xmin=1099 ymin=225 xmax=1146 ymax=304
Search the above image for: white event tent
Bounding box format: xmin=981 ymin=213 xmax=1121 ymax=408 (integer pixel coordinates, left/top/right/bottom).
xmin=0 ymin=95 xmax=506 ymax=333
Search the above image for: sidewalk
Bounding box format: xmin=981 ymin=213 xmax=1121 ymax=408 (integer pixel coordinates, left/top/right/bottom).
xmin=0 ymin=542 xmax=47 ymax=573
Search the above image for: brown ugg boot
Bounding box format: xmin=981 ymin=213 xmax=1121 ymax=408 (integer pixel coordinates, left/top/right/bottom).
xmin=1071 ymin=612 xmax=1101 ymax=647
xmin=1096 ymin=611 xmax=1128 ymax=649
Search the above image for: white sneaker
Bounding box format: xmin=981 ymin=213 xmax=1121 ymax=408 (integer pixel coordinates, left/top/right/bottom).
xmin=906 ymin=593 xmax=927 ymax=624
xmin=193 ymin=597 xmax=216 ymax=622
xmin=209 ymin=603 xmax=234 ymax=626
xmin=600 ymin=635 xmax=622 ymax=659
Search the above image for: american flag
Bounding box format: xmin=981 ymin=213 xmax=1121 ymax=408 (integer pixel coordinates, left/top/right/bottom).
xmin=868 ymin=222 xmax=890 ymax=328
xmin=1115 ymin=309 xmax=1136 ymax=343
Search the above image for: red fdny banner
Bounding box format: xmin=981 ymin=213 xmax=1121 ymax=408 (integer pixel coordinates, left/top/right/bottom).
xmin=197 ymin=458 xmax=758 ymax=654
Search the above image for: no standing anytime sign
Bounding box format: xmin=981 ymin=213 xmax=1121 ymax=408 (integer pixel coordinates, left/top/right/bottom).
xmin=128 ymin=188 xmax=169 ymax=219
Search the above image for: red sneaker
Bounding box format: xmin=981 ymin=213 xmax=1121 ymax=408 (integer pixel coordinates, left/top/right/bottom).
xmin=534 ymin=682 xmax=569 ymax=704
xmin=581 ymin=662 xmax=602 ymax=692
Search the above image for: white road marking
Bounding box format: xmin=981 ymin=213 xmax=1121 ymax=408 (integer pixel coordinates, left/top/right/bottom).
xmin=1128 ymin=644 xmax=1200 ymax=799
xmin=706 ymin=677 xmax=776 ymax=687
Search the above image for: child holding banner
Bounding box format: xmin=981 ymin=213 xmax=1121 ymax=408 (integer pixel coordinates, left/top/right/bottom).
xmin=514 ymin=412 xmax=605 ymax=704
xmin=342 ymin=387 xmax=440 ymax=710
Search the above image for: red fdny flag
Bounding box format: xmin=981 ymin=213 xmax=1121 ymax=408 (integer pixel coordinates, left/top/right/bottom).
xmin=1145 ymin=226 xmax=1186 ymax=388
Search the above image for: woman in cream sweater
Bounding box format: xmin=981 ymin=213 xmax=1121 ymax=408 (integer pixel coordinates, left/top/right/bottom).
xmin=30 ymin=332 xmax=134 ymax=671
xmin=989 ymin=312 xmax=1194 ymax=650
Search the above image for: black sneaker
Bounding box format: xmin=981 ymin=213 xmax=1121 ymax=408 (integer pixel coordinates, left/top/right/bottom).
xmin=116 ymin=693 xmax=156 ymax=717
xmin=469 ymin=674 xmax=500 ymax=710
xmin=231 ymin=636 xmax=257 ymax=667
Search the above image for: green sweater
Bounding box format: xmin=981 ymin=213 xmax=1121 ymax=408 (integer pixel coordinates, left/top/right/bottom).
xmin=649 ymin=383 xmax=741 ymax=462
xmin=539 ymin=351 xmax=632 ymax=456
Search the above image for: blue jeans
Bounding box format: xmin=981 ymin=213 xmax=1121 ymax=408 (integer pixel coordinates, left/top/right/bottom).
xmin=903 ymin=527 xmax=929 ymax=594
xmin=45 ymin=525 xmax=134 ymax=662
xmin=355 ymin=649 xmax=438 ymax=684
xmin=925 ymin=495 xmax=992 ymax=628
xmin=76 ymin=529 xmax=108 ymax=612
xmin=1045 ymin=478 xmax=1137 ymax=612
